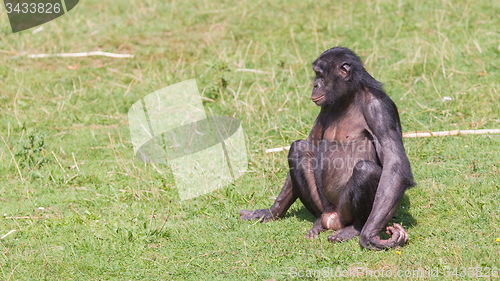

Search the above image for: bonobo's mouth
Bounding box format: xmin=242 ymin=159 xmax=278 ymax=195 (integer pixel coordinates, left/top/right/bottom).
xmin=311 ymin=95 xmax=325 ymax=102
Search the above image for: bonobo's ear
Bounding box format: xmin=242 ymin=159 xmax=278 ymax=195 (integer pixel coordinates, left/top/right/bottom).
xmin=340 ymin=63 xmax=351 ymax=80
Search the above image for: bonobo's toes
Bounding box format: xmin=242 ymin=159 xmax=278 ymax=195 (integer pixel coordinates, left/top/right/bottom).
xmin=239 ymin=209 xmax=253 ymax=217
xmin=239 ymin=209 xmax=274 ymax=222
xmin=305 ymin=229 xmax=320 ymax=240
xmin=327 ymin=234 xmax=342 ymax=243
xmin=327 ymin=225 xmax=360 ymax=243
xmin=239 ymin=209 xmax=256 ymax=220
xmin=305 ymin=218 xmax=325 ymax=240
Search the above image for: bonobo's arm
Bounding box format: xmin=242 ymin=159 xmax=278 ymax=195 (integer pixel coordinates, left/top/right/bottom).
xmin=305 ymin=113 xmax=324 ymax=145
xmin=359 ymin=92 xmax=415 ymax=250
xmin=239 ymin=114 xmax=324 ymax=221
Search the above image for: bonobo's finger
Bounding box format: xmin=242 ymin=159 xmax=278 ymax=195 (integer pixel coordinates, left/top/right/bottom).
xmin=393 ymin=224 xmax=404 ymax=244
xmin=403 ymin=228 xmax=409 ymax=242
xmin=363 ymin=224 xmax=408 ymax=250
xmin=393 ymin=223 xmax=408 ymax=245
xmin=397 ymin=231 xmax=405 ymax=245
xmin=388 ymin=226 xmax=401 ymax=244
xmin=386 ymin=226 xmax=395 ymax=236
xmin=393 ymin=223 xmax=404 ymax=231
xmin=385 ymin=224 xmax=404 ymax=246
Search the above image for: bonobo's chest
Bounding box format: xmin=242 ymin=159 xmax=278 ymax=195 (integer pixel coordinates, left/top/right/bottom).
xmin=317 ymin=104 xmax=378 ymax=202
xmin=321 ymin=105 xmax=372 ymax=143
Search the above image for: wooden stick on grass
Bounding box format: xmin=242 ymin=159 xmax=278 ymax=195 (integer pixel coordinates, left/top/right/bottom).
xmin=402 ymin=129 xmax=500 ymax=138
xmin=264 ymin=129 xmax=500 ymax=153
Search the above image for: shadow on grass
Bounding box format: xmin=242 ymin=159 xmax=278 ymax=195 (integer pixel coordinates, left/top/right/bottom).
xmin=391 ymin=194 xmax=417 ymax=228
xmin=284 ymin=205 xmax=316 ymax=222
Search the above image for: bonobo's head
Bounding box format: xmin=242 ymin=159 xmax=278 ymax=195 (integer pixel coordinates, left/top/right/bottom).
xmin=311 ymin=47 xmax=381 ymax=107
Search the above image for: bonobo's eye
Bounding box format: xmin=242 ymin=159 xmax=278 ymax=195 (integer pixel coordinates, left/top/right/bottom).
xmin=340 ymin=63 xmax=351 ymax=79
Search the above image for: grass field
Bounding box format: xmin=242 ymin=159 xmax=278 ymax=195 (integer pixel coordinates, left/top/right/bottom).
xmin=1 ymin=0 xmax=500 ymax=279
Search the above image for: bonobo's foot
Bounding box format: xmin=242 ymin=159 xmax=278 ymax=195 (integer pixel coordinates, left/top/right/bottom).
xmin=359 ymin=223 xmax=409 ymax=250
xmin=328 ymin=225 xmax=361 ymax=243
xmin=239 ymin=209 xmax=274 ymax=222
xmin=306 ymin=218 xmax=324 ymax=240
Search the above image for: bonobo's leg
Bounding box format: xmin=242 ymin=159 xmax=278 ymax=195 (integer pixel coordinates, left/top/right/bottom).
xmin=287 ymin=140 xmax=335 ymax=239
xmin=240 ymin=140 xmax=333 ymax=237
xmin=327 ymin=160 xmax=382 ymax=243
xmin=239 ymin=174 xmax=297 ymax=222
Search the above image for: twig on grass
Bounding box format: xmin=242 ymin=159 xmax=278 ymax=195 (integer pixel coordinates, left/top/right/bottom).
xmin=5 ymin=217 xmax=43 ymax=219
xmin=1 ymin=229 xmax=17 ymax=240
xmin=27 ymin=51 xmax=134 ymax=59
xmin=234 ymin=68 xmax=270 ymax=74
xmin=1 ymin=136 xmax=23 ymax=181
xmin=51 ymin=150 xmax=69 ymax=177
xmin=64 ymin=174 xmax=78 ymax=185
xmin=72 ymin=153 xmax=81 ymax=173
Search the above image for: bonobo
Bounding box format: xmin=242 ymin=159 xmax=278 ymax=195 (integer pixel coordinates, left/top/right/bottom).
xmin=240 ymin=47 xmax=415 ymax=250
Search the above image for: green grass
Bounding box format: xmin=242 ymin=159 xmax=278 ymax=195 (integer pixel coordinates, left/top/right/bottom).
xmin=1 ymin=0 xmax=500 ymax=279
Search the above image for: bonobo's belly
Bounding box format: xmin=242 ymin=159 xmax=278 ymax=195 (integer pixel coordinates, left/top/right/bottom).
xmin=315 ymin=138 xmax=377 ymax=205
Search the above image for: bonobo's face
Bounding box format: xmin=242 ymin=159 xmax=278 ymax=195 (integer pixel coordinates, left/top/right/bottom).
xmin=311 ymin=48 xmax=358 ymax=107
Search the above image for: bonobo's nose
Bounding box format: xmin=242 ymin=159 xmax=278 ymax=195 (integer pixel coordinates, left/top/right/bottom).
xmin=313 ymin=81 xmax=319 ymax=88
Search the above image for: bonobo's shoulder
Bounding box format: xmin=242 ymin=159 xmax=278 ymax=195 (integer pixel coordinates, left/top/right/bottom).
xmin=360 ymin=87 xmax=402 ymax=135
xmin=361 ymin=88 xmax=398 ymax=115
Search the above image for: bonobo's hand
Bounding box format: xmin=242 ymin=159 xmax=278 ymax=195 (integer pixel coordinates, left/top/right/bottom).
xmin=239 ymin=209 xmax=274 ymax=222
xmin=359 ymin=223 xmax=408 ymax=250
